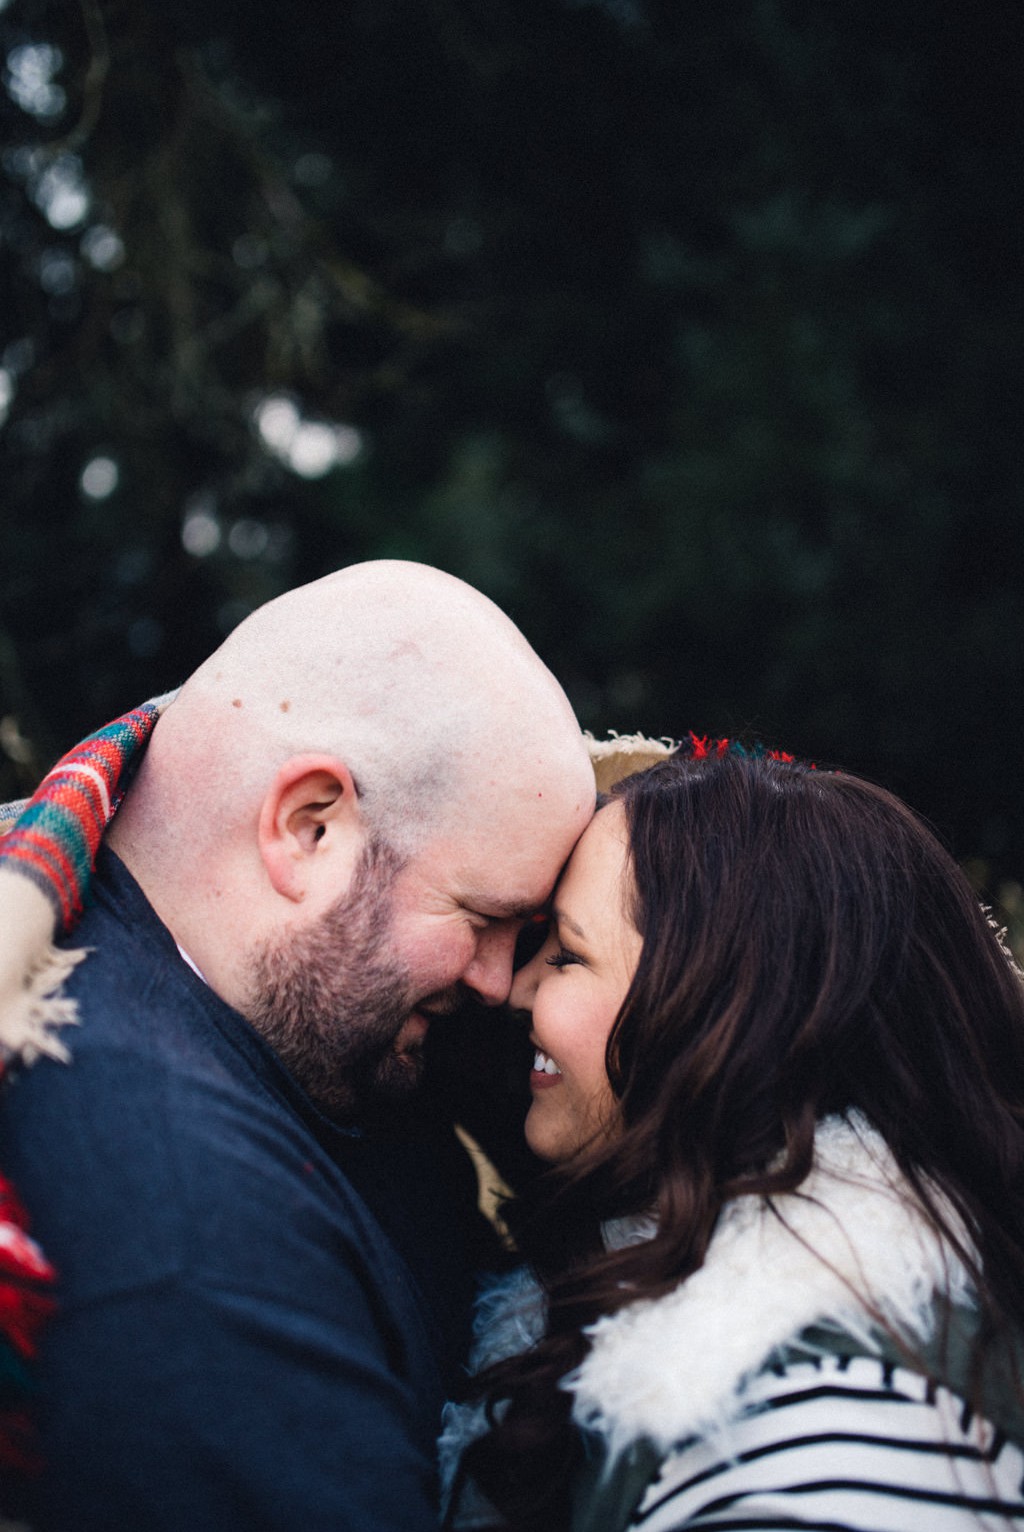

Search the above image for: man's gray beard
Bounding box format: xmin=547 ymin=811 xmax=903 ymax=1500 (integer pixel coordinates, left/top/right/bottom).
xmin=246 ymin=837 xmax=425 ymax=1118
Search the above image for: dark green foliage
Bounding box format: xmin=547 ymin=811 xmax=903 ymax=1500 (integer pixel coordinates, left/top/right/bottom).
xmin=1 ymin=0 xmax=1021 ymax=880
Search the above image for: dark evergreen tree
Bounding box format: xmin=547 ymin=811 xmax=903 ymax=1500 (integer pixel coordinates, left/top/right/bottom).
xmin=1 ymin=0 xmax=1021 ymax=891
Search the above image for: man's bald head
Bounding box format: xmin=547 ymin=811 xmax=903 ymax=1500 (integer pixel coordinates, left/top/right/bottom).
xmin=109 ymin=563 xmax=594 ymax=1080
xmin=151 ymin=560 xmax=587 ymax=850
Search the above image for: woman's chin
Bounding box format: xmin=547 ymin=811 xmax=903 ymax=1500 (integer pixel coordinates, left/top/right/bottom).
xmin=526 ymin=1099 xmax=622 ymax=1166
xmin=524 ymin=1103 xmax=570 ymax=1165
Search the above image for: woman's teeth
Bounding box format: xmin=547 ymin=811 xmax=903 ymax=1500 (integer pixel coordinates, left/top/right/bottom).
xmin=533 ymin=1049 xmax=562 ymax=1076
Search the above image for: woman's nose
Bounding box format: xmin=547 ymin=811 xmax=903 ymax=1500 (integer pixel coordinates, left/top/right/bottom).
xmin=509 ymin=942 xmax=547 ymax=1012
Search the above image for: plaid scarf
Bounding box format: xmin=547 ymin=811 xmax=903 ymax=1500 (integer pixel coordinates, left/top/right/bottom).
xmin=0 ymin=698 xmax=167 ymax=936
xmin=0 ymin=694 xmax=172 ymax=1480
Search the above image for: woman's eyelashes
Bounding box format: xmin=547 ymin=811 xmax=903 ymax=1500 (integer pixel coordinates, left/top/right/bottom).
xmin=546 ymin=946 xmax=584 ymax=970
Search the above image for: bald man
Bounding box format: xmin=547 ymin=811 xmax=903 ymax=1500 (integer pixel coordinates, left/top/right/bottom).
xmin=0 ymin=563 xmax=594 ymax=1532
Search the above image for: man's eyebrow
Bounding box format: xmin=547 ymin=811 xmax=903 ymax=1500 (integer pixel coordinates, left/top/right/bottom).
xmin=466 ymin=898 xmax=543 ymax=921
xmin=552 ymin=906 xmax=586 ymax=940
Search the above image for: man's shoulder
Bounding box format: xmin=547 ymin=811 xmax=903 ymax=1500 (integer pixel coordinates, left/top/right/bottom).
xmin=2 ymin=851 xmax=475 ymax=1365
xmin=1 ymin=960 xmax=414 ymax=1317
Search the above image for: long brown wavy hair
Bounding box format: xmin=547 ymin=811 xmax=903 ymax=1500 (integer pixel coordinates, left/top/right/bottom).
xmin=455 ymin=749 xmax=1024 ymax=1530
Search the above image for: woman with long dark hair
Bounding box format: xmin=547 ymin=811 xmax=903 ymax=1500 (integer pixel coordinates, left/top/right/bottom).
xmin=442 ymin=744 xmax=1024 ymax=1531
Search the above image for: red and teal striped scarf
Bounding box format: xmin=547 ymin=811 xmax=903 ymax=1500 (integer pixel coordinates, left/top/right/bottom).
xmin=0 ymin=698 xmax=163 ymax=933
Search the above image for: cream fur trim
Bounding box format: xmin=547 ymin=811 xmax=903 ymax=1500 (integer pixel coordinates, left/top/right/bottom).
xmin=0 ymin=871 xmax=83 ymax=1064
xmin=567 ymin=1114 xmax=973 ymax=1457
xmin=585 ymin=732 xmax=678 ymax=794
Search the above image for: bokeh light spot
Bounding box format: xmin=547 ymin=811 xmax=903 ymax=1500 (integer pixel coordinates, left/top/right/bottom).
xmin=288 ymin=422 xmax=342 ymax=478
xmin=227 ymin=518 xmax=270 ymax=559
xmin=255 ymin=395 xmax=300 ymax=453
xmin=181 ymin=498 xmax=222 ymax=557
xmin=254 ymin=394 xmax=362 ymax=477
xmin=33 ymin=154 xmax=90 ymax=229
xmin=80 ymin=455 xmax=119 ymax=500
xmin=5 ymin=42 xmax=66 ymax=120
xmin=82 ymin=225 xmax=126 ymax=271
xmin=39 ymin=249 xmax=77 ymax=295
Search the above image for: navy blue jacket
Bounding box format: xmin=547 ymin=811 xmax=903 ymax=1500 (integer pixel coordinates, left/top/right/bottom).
xmin=0 ymin=851 xmax=486 ymax=1531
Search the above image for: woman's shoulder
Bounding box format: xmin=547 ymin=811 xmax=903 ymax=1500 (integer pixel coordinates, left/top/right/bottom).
xmin=566 ymin=1118 xmax=970 ymax=1452
xmin=620 ymin=1351 xmax=1024 ymax=1532
xmin=573 ymin=1349 xmax=1024 ymax=1532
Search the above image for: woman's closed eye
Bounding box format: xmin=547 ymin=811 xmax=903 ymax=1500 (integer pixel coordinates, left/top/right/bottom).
xmin=546 ymin=946 xmax=584 ymax=970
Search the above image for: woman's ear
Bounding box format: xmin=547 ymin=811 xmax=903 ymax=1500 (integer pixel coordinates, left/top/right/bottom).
xmin=257 ymin=755 xmax=363 ymax=903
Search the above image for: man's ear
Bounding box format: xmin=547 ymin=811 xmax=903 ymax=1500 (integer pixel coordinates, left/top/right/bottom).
xmin=257 ymin=755 xmax=363 ymax=903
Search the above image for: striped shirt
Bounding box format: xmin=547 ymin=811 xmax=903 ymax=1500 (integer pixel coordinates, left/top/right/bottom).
xmin=632 ymin=1354 xmax=1024 ymax=1530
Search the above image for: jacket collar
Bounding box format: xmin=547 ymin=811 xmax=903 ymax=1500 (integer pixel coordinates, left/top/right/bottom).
xmin=567 ymin=1114 xmax=972 ymax=1457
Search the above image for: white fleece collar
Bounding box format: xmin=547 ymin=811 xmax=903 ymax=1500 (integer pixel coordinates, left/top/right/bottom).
xmin=566 ymin=1113 xmax=973 ymax=1457
xmin=448 ymin=1115 xmax=974 ymax=1476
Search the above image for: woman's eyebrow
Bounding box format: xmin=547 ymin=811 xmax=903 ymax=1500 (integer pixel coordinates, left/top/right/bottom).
xmin=552 ymin=906 xmax=586 ymax=940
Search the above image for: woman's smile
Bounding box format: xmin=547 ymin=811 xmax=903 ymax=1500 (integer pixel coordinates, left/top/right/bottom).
xmin=530 ymin=1044 xmax=563 ymax=1084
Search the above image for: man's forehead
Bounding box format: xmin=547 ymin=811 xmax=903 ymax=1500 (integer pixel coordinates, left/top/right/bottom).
xmin=408 ymin=785 xmax=592 ymax=908
xmin=454 ymin=847 xmax=576 ymax=918
xmin=423 ymin=850 xmax=562 ymax=919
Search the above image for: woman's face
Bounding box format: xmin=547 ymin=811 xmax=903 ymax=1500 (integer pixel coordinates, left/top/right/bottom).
xmin=510 ymin=801 xmax=642 ymax=1164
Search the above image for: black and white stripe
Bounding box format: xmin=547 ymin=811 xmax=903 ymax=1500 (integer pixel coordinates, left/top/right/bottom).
xmin=631 ymin=1355 xmax=1024 ymax=1530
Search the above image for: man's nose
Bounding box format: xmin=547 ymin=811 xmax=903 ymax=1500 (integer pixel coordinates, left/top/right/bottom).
xmin=462 ymin=925 xmax=520 ymax=1007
